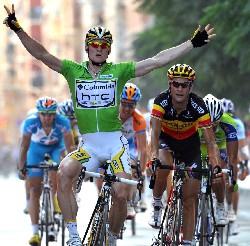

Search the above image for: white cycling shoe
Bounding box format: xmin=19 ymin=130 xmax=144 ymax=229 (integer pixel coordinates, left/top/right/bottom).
xmin=148 ymin=205 xmax=162 ymax=228
xmin=66 ymin=235 xmax=82 ymax=246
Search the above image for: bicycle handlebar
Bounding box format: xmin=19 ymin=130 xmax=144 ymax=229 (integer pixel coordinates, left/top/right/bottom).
xmin=21 ymin=154 xmax=58 ymax=174
xmin=76 ymin=166 xmax=144 ymax=195
xmin=148 ymin=158 xmax=234 ymax=190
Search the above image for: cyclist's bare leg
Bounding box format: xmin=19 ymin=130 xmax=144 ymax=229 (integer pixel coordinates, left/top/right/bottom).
xmin=233 ymin=190 xmax=239 ymax=213
xmin=128 ymin=158 xmax=137 ymax=201
xmin=182 ymin=178 xmax=201 ymax=241
xmin=95 ymin=169 xmax=105 ymax=194
xmin=108 ymin=172 xmax=131 ymax=235
xmin=49 ymin=171 xmax=57 ymax=197
xmin=28 ymin=177 xmax=42 ymax=225
xmin=57 ymin=157 xmax=82 ymax=222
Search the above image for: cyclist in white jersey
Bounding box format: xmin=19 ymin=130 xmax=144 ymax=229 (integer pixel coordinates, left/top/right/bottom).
xmin=3 ymin=5 xmax=216 ymax=245
xmin=221 ymin=98 xmax=249 ymax=235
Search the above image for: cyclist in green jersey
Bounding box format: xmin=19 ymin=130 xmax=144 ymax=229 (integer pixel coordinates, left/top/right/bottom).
xmin=3 ymin=4 xmax=216 ymax=246
xmin=200 ymin=94 xmax=238 ymax=225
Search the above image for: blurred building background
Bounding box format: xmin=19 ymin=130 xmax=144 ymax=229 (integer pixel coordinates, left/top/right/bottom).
xmin=0 ymin=0 xmax=153 ymax=175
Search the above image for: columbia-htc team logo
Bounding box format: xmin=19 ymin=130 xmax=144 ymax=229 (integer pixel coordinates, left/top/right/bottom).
xmin=76 ymin=79 xmax=117 ymax=109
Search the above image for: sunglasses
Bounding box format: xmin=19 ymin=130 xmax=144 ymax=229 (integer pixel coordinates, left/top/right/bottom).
xmin=89 ymin=41 xmax=110 ymax=49
xmin=121 ymin=102 xmax=136 ymax=109
xmin=171 ymin=81 xmax=191 ymax=89
xmin=39 ymin=111 xmax=56 ymax=117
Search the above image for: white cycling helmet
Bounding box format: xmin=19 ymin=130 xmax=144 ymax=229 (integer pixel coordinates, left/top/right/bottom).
xmin=221 ymin=98 xmax=235 ymax=114
xmin=203 ymin=94 xmax=223 ymax=122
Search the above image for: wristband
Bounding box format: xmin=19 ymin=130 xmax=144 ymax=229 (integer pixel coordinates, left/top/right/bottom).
xmin=232 ymin=180 xmax=238 ymax=192
xmin=6 ymin=13 xmax=22 ymax=33
xmin=191 ymin=28 xmax=208 ymax=48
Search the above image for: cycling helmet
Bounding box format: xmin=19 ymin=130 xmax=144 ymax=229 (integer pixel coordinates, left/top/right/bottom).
xmin=203 ymin=94 xmax=223 ymax=122
xmin=36 ymin=96 xmax=57 ymax=112
xmin=85 ymin=26 xmax=113 ymax=45
xmin=58 ymin=99 xmax=75 ymax=118
xmin=121 ymin=83 xmax=142 ymax=101
xmin=167 ymin=64 xmax=196 ymax=81
xmin=221 ymin=98 xmax=235 ymax=114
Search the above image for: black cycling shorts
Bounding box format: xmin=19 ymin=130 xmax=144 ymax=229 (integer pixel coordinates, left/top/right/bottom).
xmin=159 ymin=132 xmax=202 ymax=180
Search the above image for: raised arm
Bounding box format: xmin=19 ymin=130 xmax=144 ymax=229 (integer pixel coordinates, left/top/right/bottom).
xmin=135 ymin=24 xmax=216 ymax=77
xmin=3 ymin=4 xmax=61 ymax=72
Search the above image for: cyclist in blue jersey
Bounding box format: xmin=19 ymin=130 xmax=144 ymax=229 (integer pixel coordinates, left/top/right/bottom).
xmin=3 ymin=5 xmax=216 ymax=246
xmin=221 ymin=98 xmax=249 ymax=235
xmin=18 ymin=96 xmax=76 ymax=246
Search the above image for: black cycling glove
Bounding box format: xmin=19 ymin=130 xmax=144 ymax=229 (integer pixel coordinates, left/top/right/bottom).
xmin=213 ymin=165 xmax=222 ymax=177
xmin=191 ymin=28 xmax=208 ymax=48
xmin=6 ymin=12 xmax=22 ymax=33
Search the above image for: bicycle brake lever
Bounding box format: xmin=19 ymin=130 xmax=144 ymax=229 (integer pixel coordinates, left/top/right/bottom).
xmin=75 ymin=167 xmax=86 ymax=193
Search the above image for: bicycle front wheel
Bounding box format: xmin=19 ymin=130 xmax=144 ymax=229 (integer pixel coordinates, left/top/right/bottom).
xmin=96 ymin=203 xmax=109 ymax=245
xmin=199 ymin=194 xmax=208 ymax=246
xmin=44 ymin=189 xmax=53 ymax=246
xmin=174 ymin=198 xmax=183 ymax=245
xmin=88 ymin=203 xmax=109 ymax=246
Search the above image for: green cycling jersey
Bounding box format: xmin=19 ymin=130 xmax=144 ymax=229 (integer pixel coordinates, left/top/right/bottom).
xmin=199 ymin=113 xmax=238 ymax=161
xmin=60 ymin=60 xmax=135 ymax=134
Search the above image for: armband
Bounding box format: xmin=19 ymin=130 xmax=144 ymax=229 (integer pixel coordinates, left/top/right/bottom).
xmin=191 ymin=28 xmax=208 ymax=48
xmin=6 ymin=13 xmax=22 ymax=33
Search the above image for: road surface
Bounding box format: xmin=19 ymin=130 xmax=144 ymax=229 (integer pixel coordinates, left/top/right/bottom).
xmin=0 ymin=175 xmax=249 ymax=245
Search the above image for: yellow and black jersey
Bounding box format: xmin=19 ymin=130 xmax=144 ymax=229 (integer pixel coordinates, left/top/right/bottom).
xmin=151 ymin=90 xmax=211 ymax=140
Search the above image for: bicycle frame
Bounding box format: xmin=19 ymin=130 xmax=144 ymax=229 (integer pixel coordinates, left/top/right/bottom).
xmin=149 ymin=158 xmax=210 ymax=246
xmin=195 ymin=159 xmax=234 ymax=246
xmin=76 ymin=160 xmax=143 ymax=246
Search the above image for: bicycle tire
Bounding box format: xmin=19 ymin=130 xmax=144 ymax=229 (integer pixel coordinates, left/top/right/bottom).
xmin=39 ymin=191 xmax=46 ymax=242
xmin=225 ymin=221 xmax=230 ymax=244
xmin=216 ymin=226 xmax=224 ymax=246
xmin=96 ymin=203 xmax=109 ymax=245
xmin=174 ymin=198 xmax=183 ymax=245
xmin=88 ymin=203 xmax=109 ymax=246
xmin=61 ymin=216 xmax=65 ymax=246
xmin=44 ymin=189 xmax=50 ymax=246
xmin=131 ymin=217 xmax=136 ymax=236
xmin=199 ymin=194 xmax=208 ymax=246
xmin=163 ymin=196 xmax=178 ymax=245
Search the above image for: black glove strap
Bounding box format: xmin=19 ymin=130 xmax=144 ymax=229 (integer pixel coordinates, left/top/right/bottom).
xmin=191 ymin=30 xmax=208 ymax=48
